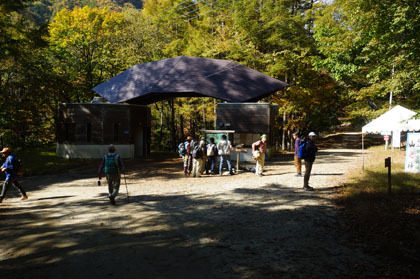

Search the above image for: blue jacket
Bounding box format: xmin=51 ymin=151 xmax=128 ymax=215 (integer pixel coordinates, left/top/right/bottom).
xmin=2 ymin=154 xmax=18 ymax=180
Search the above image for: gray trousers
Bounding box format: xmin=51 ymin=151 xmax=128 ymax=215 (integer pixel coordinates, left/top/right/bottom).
xmin=0 ymin=178 xmax=26 ymax=200
xmin=304 ymin=160 xmax=314 ymax=187
xmin=106 ymin=173 xmax=120 ymax=198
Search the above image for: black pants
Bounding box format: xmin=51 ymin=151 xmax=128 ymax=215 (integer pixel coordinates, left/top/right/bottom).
xmin=0 ymin=178 xmax=26 ymax=200
xmin=304 ymin=160 xmax=314 ymax=187
xmin=206 ymin=156 xmax=216 ymax=174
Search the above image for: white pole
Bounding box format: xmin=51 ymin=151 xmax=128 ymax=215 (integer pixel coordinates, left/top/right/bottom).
xmin=362 ymin=133 xmax=365 ymax=171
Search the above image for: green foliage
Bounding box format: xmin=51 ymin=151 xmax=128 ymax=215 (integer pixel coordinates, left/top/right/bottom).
xmin=9 ymin=0 xmax=420 ymax=151
xmin=48 ymin=6 xmax=128 ymax=102
xmin=313 ymin=0 xmax=420 ymax=121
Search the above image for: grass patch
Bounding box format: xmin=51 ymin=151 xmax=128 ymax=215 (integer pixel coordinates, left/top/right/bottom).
xmin=11 ymin=146 xmax=97 ymax=176
xmin=336 ymin=146 xmax=420 ymax=276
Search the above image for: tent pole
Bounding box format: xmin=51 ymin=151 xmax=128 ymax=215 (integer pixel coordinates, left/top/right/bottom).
xmin=362 ymin=133 xmax=365 ymax=172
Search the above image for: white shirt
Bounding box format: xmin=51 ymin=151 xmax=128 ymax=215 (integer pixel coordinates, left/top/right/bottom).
xmin=217 ymin=139 xmax=232 ymax=155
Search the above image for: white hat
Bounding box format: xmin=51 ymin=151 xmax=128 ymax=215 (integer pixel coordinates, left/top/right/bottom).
xmin=308 ymin=132 xmax=316 ymax=137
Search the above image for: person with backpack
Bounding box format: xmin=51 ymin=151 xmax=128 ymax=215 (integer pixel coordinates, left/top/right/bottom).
xmin=185 ymin=136 xmax=195 ymax=176
xmin=98 ymin=144 xmax=125 ymax=205
xmin=179 ymin=138 xmax=189 ymax=176
xmin=0 ymin=147 xmax=27 ymax=203
xmin=191 ymin=139 xmax=205 ymax=177
xmin=293 ymin=132 xmax=302 ymax=177
xmin=217 ymin=134 xmax=233 ymax=175
xmin=199 ymin=137 xmax=207 ymax=175
xmin=303 ymin=132 xmax=318 ymax=191
xmin=252 ymin=134 xmax=268 ymax=177
xmin=205 ymin=137 xmax=218 ymax=175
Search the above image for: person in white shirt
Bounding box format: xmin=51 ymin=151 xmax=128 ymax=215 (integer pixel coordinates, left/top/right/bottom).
xmin=217 ymin=135 xmax=233 ymax=175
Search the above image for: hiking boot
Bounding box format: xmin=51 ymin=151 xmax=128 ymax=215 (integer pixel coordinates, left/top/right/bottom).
xmin=303 ymin=186 xmax=314 ymax=191
xmin=20 ymin=195 xmax=28 ymax=200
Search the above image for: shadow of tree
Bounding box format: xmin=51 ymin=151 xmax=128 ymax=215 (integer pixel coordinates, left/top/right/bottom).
xmin=0 ymin=182 xmax=394 ymax=279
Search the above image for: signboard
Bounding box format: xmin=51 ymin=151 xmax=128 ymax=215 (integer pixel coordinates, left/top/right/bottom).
xmin=202 ymin=130 xmax=235 ymax=145
xmin=404 ymin=133 xmax=420 ymax=173
xmin=383 ymin=135 xmax=390 ymax=141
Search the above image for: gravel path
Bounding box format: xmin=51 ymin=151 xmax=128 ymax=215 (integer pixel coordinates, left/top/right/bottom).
xmin=0 ymin=148 xmax=390 ymax=278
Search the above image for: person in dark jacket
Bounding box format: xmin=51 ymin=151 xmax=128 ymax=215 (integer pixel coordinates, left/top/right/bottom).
xmin=0 ymin=147 xmax=27 ymax=203
xmin=303 ymin=132 xmax=318 ymax=191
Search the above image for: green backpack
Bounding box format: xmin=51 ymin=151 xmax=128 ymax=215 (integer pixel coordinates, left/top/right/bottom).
xmin=104 ymin=153 xmax=119 ymax=174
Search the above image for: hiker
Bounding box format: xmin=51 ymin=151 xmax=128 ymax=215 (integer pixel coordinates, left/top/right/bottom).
xmin=188 ymin=136 xmax=198 ymax=175
xmin=293 ymin=132 xmax=302 ymax=177
xmin=199 ymin=137 xmax=207 ymax=175
xmin=303 ymin=132 xmax=318 ymax=191
xmin=179 ymin=137 xmax=190 ymax=175
xmin=205 ymin=137 xmax=218 ymax=175
xmin=191 ymin=139 xmax=206 ymax=177
xmin=0 ymin=147 xmax=27 ymax=203
xmin=252 ymin=134 xmax=268 ymax=176
xmin=98 ymin=144 xmax=125 ymax=205
xmin=217 ymin=134 xmax=233 ymax=175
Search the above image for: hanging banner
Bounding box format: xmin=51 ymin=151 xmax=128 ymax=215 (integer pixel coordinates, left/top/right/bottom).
xmin=404 ymin=133 xmax=420 ymax=173
xmin=392 ymin=131 xmax=401 ymax=148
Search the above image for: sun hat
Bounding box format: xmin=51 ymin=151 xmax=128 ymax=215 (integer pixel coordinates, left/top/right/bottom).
xmin=0 ymin=147 xmax=11 ymax=153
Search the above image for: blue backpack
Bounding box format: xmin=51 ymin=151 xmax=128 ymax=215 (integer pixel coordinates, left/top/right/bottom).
xmin=104 ymin=153 xmax=119 ymax=174
xmin=178 ymin=142 xmax=187 ymax=155
xmin=297 ymin=140 xmax=307 ymax=159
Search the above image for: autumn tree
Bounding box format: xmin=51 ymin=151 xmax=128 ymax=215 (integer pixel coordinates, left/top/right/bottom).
xmin=48 ymin=6 xmax=128 ymax=102
xmin=313 ymin=0 xmax=420 ymax=123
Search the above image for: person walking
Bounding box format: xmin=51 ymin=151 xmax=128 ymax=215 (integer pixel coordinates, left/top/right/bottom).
xmin=0 ymin=147 xmax=27 ymax=203
xmin=252 ymin=134 xmax=268 ymax=176
xmin=98 ymin=144 xmax=125 ymax=205
xmin=217 ymin=135 xmax=233 ymax=175
xmin=191 ymin=139 xmax=205 ymax=177
xmin=303 ymin=132 xmax=318 ymax=191
xmin=293 ymin=132 xmax=302 ymax=177
xmin=205 ymin=137 xmax=217 ymax=175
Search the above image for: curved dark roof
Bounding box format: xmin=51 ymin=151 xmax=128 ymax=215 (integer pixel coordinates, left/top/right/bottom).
xmin=93 ymin=56 xmax=288 ymax=104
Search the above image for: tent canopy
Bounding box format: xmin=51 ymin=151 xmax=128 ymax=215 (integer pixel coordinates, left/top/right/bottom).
xmin=92 ymin=56 xmax=289 ymax=104
xmin=362 ymin=105 xmax=417 ymax=134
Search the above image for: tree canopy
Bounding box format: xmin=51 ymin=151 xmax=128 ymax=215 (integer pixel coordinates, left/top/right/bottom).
xmin=1 ymin=0 xmax=419 ymax=150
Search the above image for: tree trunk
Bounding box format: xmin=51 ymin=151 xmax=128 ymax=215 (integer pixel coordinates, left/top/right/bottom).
xmin=281 ymin=111 xmax=287 ymax=151
xmin=168 ymin=98 xmax=176 ymax=151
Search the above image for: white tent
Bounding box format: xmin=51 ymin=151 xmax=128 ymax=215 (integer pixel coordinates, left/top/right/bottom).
xmin=362 ymin=105 xmax=416 ymax=134
xmin=361 ymin=105 xmax=418 ymax=170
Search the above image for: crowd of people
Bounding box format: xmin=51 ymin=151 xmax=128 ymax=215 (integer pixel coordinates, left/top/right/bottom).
xmin=0 ymin=132 xmax=318 ymax=206
xmin=178 ymin=132 xmax=318 ymax=191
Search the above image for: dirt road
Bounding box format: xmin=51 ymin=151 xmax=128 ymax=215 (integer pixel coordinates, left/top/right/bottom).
xmin=0 ymin=148 xmax=392 ymax=278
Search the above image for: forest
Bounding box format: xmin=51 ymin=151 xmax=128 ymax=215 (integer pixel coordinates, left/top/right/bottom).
xmin=1 ymin=0 xmax=420 ymax=151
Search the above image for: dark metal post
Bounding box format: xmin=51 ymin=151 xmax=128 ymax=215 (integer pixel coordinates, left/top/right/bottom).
xmin=385 ymin=157 xmax=391 ymax=194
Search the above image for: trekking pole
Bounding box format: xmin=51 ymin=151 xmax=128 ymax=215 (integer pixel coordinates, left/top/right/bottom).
xmin=123 ymin=171 xmax=129 ymax=202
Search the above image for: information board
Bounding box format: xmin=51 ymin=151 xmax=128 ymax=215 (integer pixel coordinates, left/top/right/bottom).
xmin=404 ymin=132 xmax=420 ymax=173
xmin=205 ymin=133 xmax=228 ymax=145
